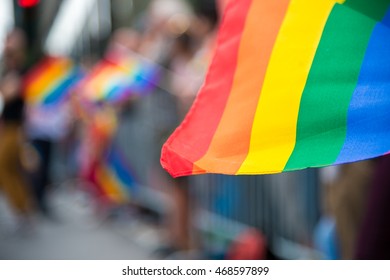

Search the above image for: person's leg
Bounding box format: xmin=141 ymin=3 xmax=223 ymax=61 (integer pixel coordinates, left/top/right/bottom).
xmin=331 ymin=161 xmax=373 ymax=259
xmin=0 ymin=126 xmax=33 ymax=216
xmin=31 ymin=138 xmax=52 ymax=214
xmin=170 ymin=177 xmax=191 ymax=251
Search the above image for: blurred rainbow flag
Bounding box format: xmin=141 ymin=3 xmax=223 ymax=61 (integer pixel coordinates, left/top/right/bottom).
xmin=24 ymin=56 xmax=84 ymax=107
xmin=80 ymin=53 xmax=160 ymax=103
xmin=95 ymin=146 xmax=138 ymax=204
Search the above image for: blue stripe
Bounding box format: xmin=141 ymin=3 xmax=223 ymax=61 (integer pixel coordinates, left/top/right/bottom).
xmin=384 ymin=8 xmax=390 ymax=24
xmin=336 ymin=10 xmax=390 ymax=163
xmin=107 ymin=149 xmax=136 ymax=192
xmin=105 ymin=84 xmax=125 ymax=101
xmin=104 ymin=62 xmax=159 ymax=102
xmin=132 ymin=66 xmax=160 ymax=93
xmin=43 ymin=70 xmax=83 ymax=106
xmin=107 ymin=87 xmax=133 ymax=102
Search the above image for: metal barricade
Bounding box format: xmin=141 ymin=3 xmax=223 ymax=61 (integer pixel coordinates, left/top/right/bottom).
xmin=190 ymin=171 xmax=321 ymax=258
xmin=110 ymin=87 xmax=323 ymax=259
xmin=47 ymin=83 xmax=324 ymax=259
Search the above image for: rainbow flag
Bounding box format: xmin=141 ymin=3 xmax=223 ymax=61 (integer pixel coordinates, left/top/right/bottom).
xmin=161 ymin=0 xmax=390 ymax=177
xmin=95 ymin=147 xmax=137 ymax=204
xmin=24 ymin=56 xmax=83 ymax=106
xmin=80 ymin=53 xmax=160 ymax=103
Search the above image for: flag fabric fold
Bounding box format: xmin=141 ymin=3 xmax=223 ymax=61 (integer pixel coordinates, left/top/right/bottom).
xmin=161 ymin=0 xmax=390 ymax=177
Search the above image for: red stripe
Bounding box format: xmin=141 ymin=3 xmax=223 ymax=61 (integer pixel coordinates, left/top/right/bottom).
xmin=22 ymin=56 xmax=56 ymax=96
xmin=160 ymin=0 xmax=253 ymax=177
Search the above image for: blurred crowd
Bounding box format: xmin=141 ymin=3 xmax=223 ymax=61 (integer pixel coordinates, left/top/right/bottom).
xmin=0 ymin=0 xmax=221 ymax=259
xmin=1 ymin=0 xmax=390 ymax=260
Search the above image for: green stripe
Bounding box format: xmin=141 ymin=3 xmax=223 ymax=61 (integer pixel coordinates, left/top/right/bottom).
xmin=284 ymin=3 xmax=379 ymax=170
xmin=344 ymin=0 xmax=390 ymax=22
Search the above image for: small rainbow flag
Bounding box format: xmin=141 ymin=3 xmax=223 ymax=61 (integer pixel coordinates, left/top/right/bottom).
xmin=95 ymin=147 xmax=137 ymax=204
xmin=161 ymin=0 xmax=390 ymax=177
xmin=80 ymin=53 xmax=160 ymax=103
xmin=24 ymin=56 xmax=84 ymax=107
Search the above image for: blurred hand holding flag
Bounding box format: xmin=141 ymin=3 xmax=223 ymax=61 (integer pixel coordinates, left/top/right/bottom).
xmin=161 ymin=0 xmax=390 ymax=177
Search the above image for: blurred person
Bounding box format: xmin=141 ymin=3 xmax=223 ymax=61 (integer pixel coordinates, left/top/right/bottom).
xmin=74 ymin=29 xmax=141 ymax=214
xmin=22 ymin=56 xmax=81 ymax=217
xmin=25 ymin=103 xmax=72 ymax=217
xmin=138 ymin=0 xmax=191 ymax=62
xmin=324 ymin=161 xmax=375 ymax=259
xmin=216 ymin=0 xmax=229 ymax=14
xmin=77 ymin=102 xmax=118 ymax=217
xmin=155 ymin=0 xmax=220 ymax=257
xmin=313 ymin=166 xmax=341 ymax=259
xmin=157 ymin=32 xmax=195 ymax=255
xmin=313 ymin=215 xmax=339 ymax=259
xmin=355 ymin=155 xmax=390 ymax=259
xmin=106 ymin=28 xmax=141 ymax=59
xmin=322 ymin=155 xmax=390 ymax=259
xmin=173 ymin=0 xmax=219 ymax=114
xmin=168 ymin=32 xmax=196 ymax=117
xmin=190 ymin=0 xmax=219 ymax=46
xmin=0 ymin=29 xmax=34 ymax=224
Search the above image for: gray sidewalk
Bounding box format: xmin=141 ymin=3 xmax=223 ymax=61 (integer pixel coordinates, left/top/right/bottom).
xmin=0 ymin=187 xmax=162 ymax=260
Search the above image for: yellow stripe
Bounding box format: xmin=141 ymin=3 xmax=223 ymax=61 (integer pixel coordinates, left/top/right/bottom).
xmin=100 ymin=62 xmax=137 ymax=98
xmin=97 ymin=166 xmax=128 ymax=203
xmin=87 ymin=66 xmax=120 ymax=100
xmin=26 ymin=59 xmax=71 ymax=103
xmin=84 ymin=68 xmax=111 ymax=100
xmin=102 ymin=72 xmax=127 ymax=97
xmin=86 ymin=60 xmax=137 ymax=100
xmin=238 ymin=0 xmax=345 ymax=174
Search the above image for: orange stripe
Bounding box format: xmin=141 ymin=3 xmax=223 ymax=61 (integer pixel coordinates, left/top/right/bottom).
xmin=25 ymin=58 xmax=70 ymax=101
xmin=85 ymin=65 xmax=116 ymax=99
xmin=161 ymin=0 xmax=252 ymax=177
xmin=194 ymin=0 xmax=290 ymax=174
xmin=96 ymin=166 xmax=127 ymax=204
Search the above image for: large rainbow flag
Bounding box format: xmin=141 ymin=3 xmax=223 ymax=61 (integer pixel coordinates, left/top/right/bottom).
xmin=79 ymin=53 xmax=160 ymax=103
xmin=24 ymin=56 xmax=83 ymax=107
xmin=161 ymin=0 xmax=390 ymax=177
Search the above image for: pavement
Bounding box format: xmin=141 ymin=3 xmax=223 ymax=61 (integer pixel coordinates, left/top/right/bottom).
xmin=0 ymin=185 xmax=162 ymax=260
